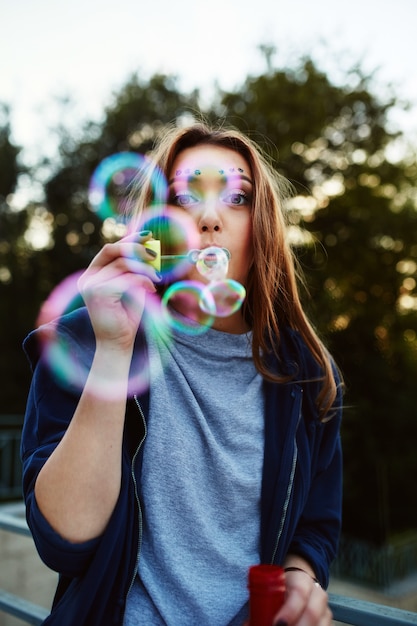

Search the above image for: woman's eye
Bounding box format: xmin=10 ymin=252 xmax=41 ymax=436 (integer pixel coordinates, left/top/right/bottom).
xmin=222 ymin=190 xmax=249 ymax=206
xmin=173 ymin=192 xmax=199 ymax=207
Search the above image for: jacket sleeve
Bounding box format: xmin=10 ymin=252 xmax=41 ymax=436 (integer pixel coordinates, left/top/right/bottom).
xmin=288 ymin=372 xmax=343 ymax=589
xmin=20 ymin=313 xmax=102 ymax=576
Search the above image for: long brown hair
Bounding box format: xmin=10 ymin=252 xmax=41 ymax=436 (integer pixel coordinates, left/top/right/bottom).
xmin=132 ymin=121 xmax=340 ymax=420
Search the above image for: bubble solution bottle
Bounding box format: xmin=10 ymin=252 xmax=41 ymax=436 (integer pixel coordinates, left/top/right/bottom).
xmin=248 ymin=565 xmax=286 ymax=626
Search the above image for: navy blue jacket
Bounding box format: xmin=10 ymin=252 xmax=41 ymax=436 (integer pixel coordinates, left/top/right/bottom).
xmin=21 ymin=307 xmax=343 ymax=626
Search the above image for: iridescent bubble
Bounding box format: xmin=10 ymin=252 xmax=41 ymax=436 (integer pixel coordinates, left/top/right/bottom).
xmin=88 ymin=152 xmax=167 ymax=224
xmin=36 ymin=271 xmax=84 ymax=328
xmin=161 ymin=280 xmax=215 ymax=335
xmin=196 ymin=246 xmax=229 ymax=281
xmin=34 ymin=271 xmax=95 ymax=393
xmin=131 ymin=205 xmax=200 ymax=281
xmin=200 ymin=279 xmax=246 ymax=317
xmin=35 ymin=272 xmax=169 ymax=398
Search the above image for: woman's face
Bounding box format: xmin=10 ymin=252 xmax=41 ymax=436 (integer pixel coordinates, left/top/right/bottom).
xmin=168 ymin=144 xmax=254 ymax=287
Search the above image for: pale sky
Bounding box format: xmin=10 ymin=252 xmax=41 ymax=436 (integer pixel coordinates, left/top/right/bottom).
xmin=2 ymin=0 xmax=417 ymax=171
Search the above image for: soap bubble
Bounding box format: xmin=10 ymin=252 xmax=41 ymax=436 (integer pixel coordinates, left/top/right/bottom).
xmin=161 ymin=280 xmax=215 ymax=335
xmin=34 ymin=272 xmax=169 ymax=398
xmin=160 ymin=245 xmax=246 ymax=332
xmin=131 ymin=205 xmax=200 ymax=281
xmin=200 ymin=279 xmax=246 ymax=317
xmin=36 ymin=271 xmax=85 ymax=329
xmin=196 ymin=246 xmax=229 ymax=281
xmin=88 ymin=152 xmax=167 ymax=224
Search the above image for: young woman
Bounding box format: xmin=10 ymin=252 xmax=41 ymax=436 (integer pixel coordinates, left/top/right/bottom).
xmin=21 ymin=122 xmax=343 ymax=626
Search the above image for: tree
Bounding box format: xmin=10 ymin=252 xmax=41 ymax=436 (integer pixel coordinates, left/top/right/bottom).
xmin=0 ymin=105 xmax=37 ymax=412
xmin=42 ymin=73 xmax=200 ymax=282
xmin=3 ymin=60 xmax=417 ymax=542
xmin=0 ymin=104 xmax=22 ymax=198
xmin=1 ymin=75 xmax=200 ymax=411
xmin=216 ymin=58 xmax=417 ymax=542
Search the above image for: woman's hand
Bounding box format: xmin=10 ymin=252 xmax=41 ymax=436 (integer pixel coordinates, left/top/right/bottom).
xmin=272 ymin=569 xmax=332 ymax=626
xmin=78 ymin=231 xmax=161 ymax=351
xmin=242 ymin=568 xmax=332 ymax=626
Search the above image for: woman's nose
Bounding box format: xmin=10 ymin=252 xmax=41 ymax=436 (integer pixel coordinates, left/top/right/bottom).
xmin=198 ymin=201 xmax=222 ymax=233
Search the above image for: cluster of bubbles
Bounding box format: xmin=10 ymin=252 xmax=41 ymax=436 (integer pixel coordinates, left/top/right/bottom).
xmin=161 ymin=246 xmax=246 ymax=335
xmin=35 ymin=152 xmax=247 ymax=395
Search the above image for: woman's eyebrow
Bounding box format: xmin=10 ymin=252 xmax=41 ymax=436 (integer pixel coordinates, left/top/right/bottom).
xmin=226 ymin=174 xmax=253 ymax=185
xmin=168 ymin=175 xmax=194 ymax=185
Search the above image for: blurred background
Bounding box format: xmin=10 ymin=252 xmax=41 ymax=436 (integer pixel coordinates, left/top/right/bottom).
xmin=1 ymin=0 xmax=417 ymax=614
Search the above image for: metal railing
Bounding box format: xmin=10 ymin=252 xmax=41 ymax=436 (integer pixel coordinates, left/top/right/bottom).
xmin=0 ymin=502 xmax=50 ymax=625
xmin=329 ymin=595 xmax=417 ymax=625
xmin=1 ymin=502 xmax=417 ymax=625
xmin=332 ymin=534 xmax=417 ymax=590
xmin=0 ymin=416 xmax=24 ymax=501
xmin=0 ymin=590 xmax=49 ymax=626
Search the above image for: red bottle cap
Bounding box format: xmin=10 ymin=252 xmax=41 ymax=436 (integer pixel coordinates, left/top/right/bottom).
xmin=248 ymin=565 xmax=286 ymax=626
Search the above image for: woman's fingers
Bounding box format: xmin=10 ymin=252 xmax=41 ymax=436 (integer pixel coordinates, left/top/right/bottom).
xmin=81 ymin=238 xmax=159 ymax=278
xmin=79 ymin=253 xmax=158 ymax=293
xmin=274 ymin=571 xmax=332 ymax=626
xmin=76 ymin=235 xmax=162 ymax=347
